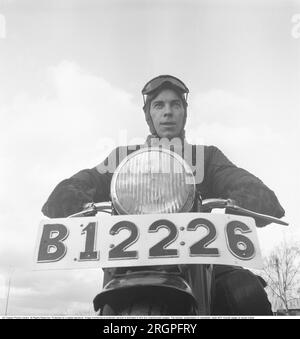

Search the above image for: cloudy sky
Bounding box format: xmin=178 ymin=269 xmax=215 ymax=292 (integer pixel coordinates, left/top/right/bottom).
xmin=0 ymin=0 xmax=299 ymax=315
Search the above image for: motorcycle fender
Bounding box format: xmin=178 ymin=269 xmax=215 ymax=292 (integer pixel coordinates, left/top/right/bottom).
xmin=93 ymin=271 xmax=198 ymax=312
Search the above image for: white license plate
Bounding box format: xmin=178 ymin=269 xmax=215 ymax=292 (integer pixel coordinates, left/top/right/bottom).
xmin=33 ymin=213 xmax=263 ymax=270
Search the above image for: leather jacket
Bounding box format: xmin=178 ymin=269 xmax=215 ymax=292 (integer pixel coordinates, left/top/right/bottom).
xmin=42 ymin=144 xmax=285 ymax=227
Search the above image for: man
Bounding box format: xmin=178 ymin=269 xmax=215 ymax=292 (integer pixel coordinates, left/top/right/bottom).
xmin=42 ymin=75 xmax=285 ymax=315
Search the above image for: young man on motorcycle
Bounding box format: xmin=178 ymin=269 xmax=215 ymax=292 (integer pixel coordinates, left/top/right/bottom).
xmin=42 ymin=75 xmax=285 ymax=315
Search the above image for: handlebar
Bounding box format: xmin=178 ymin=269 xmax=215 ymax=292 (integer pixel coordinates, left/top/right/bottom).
xmin=201 ymin=198 xmax=289 ymax=226
xmin=68 ymin=202 xmax=112 ymax=218
xmin=68 ymin=198 xmax=289 ymax=226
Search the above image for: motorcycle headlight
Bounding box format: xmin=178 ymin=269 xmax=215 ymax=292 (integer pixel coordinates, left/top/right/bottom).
xmin=111 ymin=147 xmax=196 ymax=215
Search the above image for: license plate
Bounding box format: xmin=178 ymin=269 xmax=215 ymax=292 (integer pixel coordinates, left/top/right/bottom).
xmin=33 ymin=213 xmax=263 ymax=270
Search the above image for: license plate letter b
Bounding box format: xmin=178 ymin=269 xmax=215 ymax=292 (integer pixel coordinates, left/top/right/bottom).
xmin=37 ymin=224 xmax=69 ymax=263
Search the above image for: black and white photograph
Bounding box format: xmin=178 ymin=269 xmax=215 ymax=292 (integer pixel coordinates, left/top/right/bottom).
xmin=0 ymin=0 xmax=299 ymax=319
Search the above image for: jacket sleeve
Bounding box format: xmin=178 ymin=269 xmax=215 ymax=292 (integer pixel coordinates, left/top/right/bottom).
xmin=42 ymin=160 xmax=112 ymax=218
xmin=41 ymin=145 xmax=141 ymax=218
xmin=205 ymin=146 xmax=285 ymax=227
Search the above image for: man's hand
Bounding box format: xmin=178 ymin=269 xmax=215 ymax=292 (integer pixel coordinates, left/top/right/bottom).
xmin=42 ymin=181 xmax=95 ymax=218
xmin=227 ymin=183 xmax=285 ymax=227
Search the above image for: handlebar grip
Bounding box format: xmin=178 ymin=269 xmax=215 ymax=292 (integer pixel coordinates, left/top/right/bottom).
xmin=226 ymin=205 xmax=289 ymax=226
xmin=201 ymin=198 xmax=289 ymax=226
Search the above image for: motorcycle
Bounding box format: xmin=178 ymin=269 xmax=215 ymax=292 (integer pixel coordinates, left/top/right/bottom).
xmin=35 ymin=146 xmax=288 ymax=315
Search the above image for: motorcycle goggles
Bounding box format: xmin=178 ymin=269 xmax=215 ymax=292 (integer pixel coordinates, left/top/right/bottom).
xmin=142 ymin=75 xmax=189 ymax=104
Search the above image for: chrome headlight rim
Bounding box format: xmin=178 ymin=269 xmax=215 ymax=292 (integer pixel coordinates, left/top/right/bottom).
xmin=110 ymin=146 xmax=196 ymax=215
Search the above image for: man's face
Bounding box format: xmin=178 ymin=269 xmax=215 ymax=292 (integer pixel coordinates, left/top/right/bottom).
xmin=149 ymin=89 xmax=185 ymax=139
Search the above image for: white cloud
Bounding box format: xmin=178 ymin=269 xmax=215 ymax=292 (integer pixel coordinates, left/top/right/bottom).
xmin=0 ymin=60 xmax=142 ymax=159
xmin=187 ymin=122 xmax=286 ymax=151
xmin=186 ymin=88 xmax=298 ymax=154
xmin=186 ymin=88 xmax=298 ymax=188
xmin=189 ymin=89 xmax=258 ymax=127
xmin=0 ymin=59 xmax=144 ymax=198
